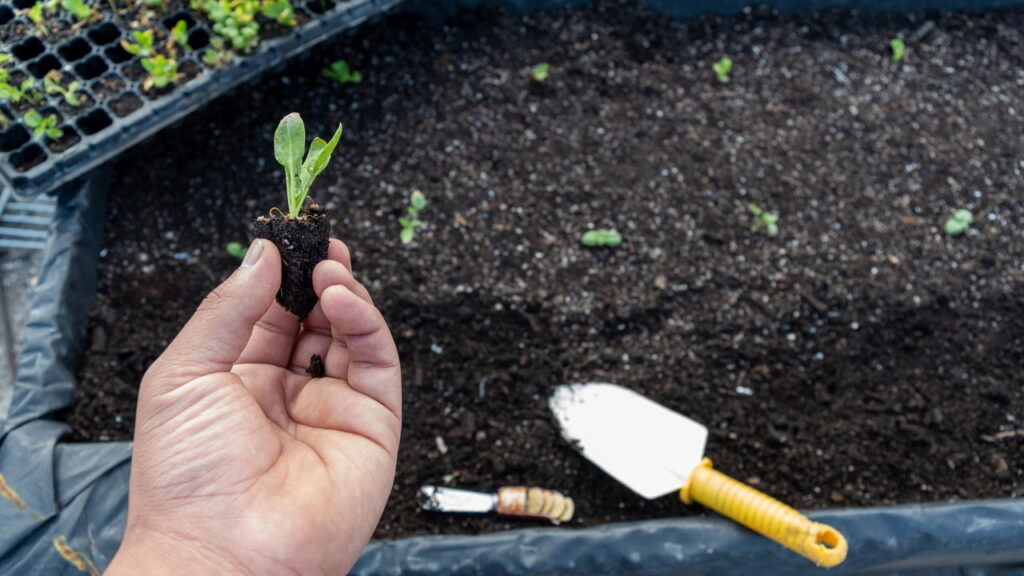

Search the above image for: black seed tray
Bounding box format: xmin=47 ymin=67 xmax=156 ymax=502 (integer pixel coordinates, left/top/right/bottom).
xmin=0 ymin=0 xmax=401 ymax=196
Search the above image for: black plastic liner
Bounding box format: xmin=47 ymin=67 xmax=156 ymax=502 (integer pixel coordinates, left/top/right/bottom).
xmin=5 ymin=0 xmax=1024 ymax=572
xmin=0 ymin=0 xmax=399 ymax=198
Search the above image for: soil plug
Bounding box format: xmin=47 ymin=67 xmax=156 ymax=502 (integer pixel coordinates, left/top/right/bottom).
xmin=253 ymin=113 xmax=343 ymax=318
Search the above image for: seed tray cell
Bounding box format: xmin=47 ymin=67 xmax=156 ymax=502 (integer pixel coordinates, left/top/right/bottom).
xmin=0 ymin=0 xmax=400 ymax=196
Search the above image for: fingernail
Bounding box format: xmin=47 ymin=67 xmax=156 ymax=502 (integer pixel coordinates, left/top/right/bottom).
xmin=241 ymin=239 xmax=264 ymax=267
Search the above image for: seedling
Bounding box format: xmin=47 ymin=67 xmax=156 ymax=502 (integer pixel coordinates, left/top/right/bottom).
xmin=27 ymin=2 xmax=50 ymax=34
xmin=747 ymin=204 xmax=779 ymax=235
xmin=202 ymin=37 xmax=233 ymax=67
xmin=253 ymin=113 xmax=343 ymax=318
xmin=713 ymin=58 xmax=733 ymax=83
xmin=43 ymin=72 xmax=82 ymax=107
xmin=944 ymin=209 xmax=973 ymax=237
xmin=170 ymin=20 xmax=191 ymax=51
xmin=121 ymin=29 xmax=156 ymax=57
xmin=399 ymin=190 xmax=427 ymax=245
xmin=225 ymin=241 xmax=247 ymax=259
xmin=61 ymin=0 xmax=93 ymax=21
xmin=261 ymin=0 xmax=295 ymax=26
xmin=193 ymin=0 xmax=260 ymax=52
xmin=23 ymin=109 xmax=63 ymax=141
xmin=890 ymin=38 xmax=906 ymax=62
xmin=580 ymin=229 xmax=622 ymax=248
xmin=531 ymin=62 xmax=550 ymax=83
xmin=273 ymin=113 xmax=343 ymax=218
xmin=141 ymin=55 xmax=179 ymax=90
xmin=322 ymin=60 xmax=362 ymax=85
xmin=0 ymin=77 xmax=43 ymax=106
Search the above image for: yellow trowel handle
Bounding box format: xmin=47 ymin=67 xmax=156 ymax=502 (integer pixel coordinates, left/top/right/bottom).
xmin=679 ymin=458 xmax=848 ymax=568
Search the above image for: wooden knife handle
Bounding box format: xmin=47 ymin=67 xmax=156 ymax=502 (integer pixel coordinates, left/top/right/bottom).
xmin=679 ymin=458 xmax=847 ymax=568
xmin=496 ymin=486 xmax=575 ymax=523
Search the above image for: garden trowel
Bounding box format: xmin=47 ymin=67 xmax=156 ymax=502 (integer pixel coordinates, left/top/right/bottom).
xmin=549 ymin=382 xmax=848 ymax=568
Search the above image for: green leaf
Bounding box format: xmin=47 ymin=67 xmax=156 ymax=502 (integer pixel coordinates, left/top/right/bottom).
xmin=24 ymin=110 xmax=41 ymax=127
xmin=225 ymin=241 xmax=247 ymax=259
xmin=400 ymin=227 xmax=414 ymax=245
xmin=531 ymin=62 xmax=549 ymax=83
xmin=713 ymin=58 xmax=732 ymax=83
xmin=312 ymin=123 xmax=342 ymax=174
xmin=410 ymin=190 xmax=427 ymax=211
xmin=890 ymin=38 xmax=906 ymax=62
xmin=747 ymin=203 xmax=763 ymax=216
xmin=274 ymin=113 xmax=306 ymax=174
xmin=944 ymin=209 xmax=973 ymax=236
xmin=580 ymin=229 xmax=622 ymax=248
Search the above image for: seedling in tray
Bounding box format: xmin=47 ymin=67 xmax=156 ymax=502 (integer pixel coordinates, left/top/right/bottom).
xmin=0 ymin=75 xmax=43 ymax=107
xmin=171 ymin=20 xmax=192 ymax=51
xmin=122 ymin=29 xmax=157 ymax=57
xmin=23 ymin=110 xmax=63 ymax=142
xmin=43 ymin=72 xmax=83 ymax=107
xmin=253 ymin=113 xmax=343 ymax=318
xmin=142 ymin=55 xmax=180 ymax=90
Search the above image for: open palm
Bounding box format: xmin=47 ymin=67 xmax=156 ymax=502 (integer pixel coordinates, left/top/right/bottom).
xmin=108 ymin=239 xmax=400 ymax=576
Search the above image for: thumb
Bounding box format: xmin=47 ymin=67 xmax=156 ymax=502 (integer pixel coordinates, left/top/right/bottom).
xmin=147 ymin=239 xmax=282 ymax=387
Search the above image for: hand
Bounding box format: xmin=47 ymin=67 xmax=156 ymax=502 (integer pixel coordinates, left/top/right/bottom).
xmin=106 ymin=238 xmax=401 ymax=576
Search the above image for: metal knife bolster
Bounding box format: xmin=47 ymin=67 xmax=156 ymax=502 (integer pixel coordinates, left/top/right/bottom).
xmin=417 ymin=486 xmax=498 ymax=514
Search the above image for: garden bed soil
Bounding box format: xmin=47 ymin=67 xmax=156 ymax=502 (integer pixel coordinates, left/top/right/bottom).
xmin=69 ymin=1 xmax=1024 ymax=539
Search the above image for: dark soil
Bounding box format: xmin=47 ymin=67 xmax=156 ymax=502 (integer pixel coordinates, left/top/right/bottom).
xmin=252 ymin=203 xmax=331 ymax=318
xmin=107 ymin=92 xmax=143 ymax=117
xmin=71 ymin=1 xmax=1024 ymax=540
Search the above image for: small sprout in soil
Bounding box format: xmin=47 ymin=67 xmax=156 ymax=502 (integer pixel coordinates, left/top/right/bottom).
xmin=713 ymin=58 xmax=733 ymax=83
xmin=61 ymin=0 xmax=93 ymax=21
xmin=274 ymin=112 xmax=343 ymax=218
xmin=23 ymin=109 xmax=63 ymax=142
xmin=399 ymin=189 xmax=427 ymax=245
xmin=225 ymin=241 xmax=247 ymax=259
xmin=580 ymin=229 xmax=623 ymax=248
xmin=748 ymin=203 xmax=779 ymax=235
xmin=322 ymin=60 xmax=362 ymax=85
xmin=142 ymin=55 xmax=179 ymax=90
xmin=122 ymin=29 xmax=156 ymax=57
xmin=890 ymin=38 xmax=906 ymax=62
xmin=261 ymin=0 xmax=296 ymax=26
xmin=171 ymin=20 xmax=191 ymax=51
xmin=531 ymin=62 xmax=550 ymax=83
xmin=43 ymin=71 xmax=82 ymax=107
xmin=944 ymin=209 xmax=973 ymax=237
xmin=202 ymin=37 xmax=234 ymax=67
